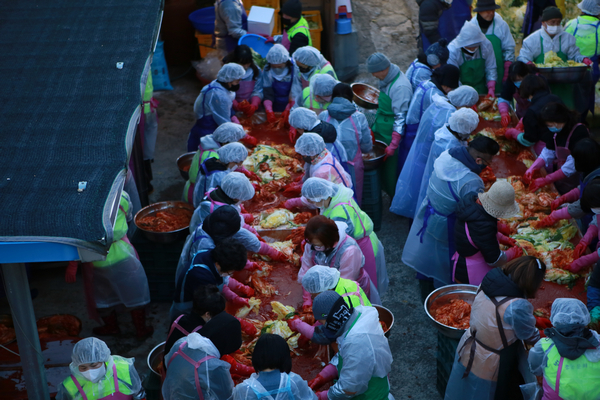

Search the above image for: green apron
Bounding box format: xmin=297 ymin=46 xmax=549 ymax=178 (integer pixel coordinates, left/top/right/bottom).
xmin=336 ymin=313 xmax=389 ymax=400
xmin=485 ymin=20 xmax=504 ymax=94
xmin=535 ymin=36 xmax=575 ymax=109
xmin=372 ymin=72 xmax=401 ymax=196
xmin=460 ymin=47 xmax=487 ymax=94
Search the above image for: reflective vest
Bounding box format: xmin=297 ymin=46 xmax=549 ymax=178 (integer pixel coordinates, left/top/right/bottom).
xmin=541 ymin=338 xmax=600 ymax=399
xmin=63 ymin=357 xmax=134 ymax=400
xmin=288 ymin=16 xmax=312 ymax=46
xmin=315 ymin=63 xmax=337 ymax=79
xmin=93 ymin=192 xmax=133 ymax=267
xmin=143 ymin=73 xmax=154 ymax=114
xmin=301 ymin=86 xmax=330 ymax=111
xmin=335 ymin=277 xmax=371 ymax=307
xmin=565 ymin=15 xmax=600 ymax=58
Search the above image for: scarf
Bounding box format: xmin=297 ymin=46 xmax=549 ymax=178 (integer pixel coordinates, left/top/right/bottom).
xmin=545 ymin=324 xmax=600 ymax=360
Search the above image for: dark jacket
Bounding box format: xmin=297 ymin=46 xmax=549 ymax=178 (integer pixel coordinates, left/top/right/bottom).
xmin=200 ymin=157 xmax=227 ymax=175
xmin=174 ymin=250 xmax=222 ymax=303
xmin=481 ymin=267 xmax=525 ymax=299
xmin=540 ymin=123 xmax=589 ymax=152
xmin=454 ymin=192 xmax=502 ymax=283
xmin=289 ymin=32 xmax=310 ymax=56
xmin=419 ymin=0 xmax=446 ymax=44
xmin=522 ymin=90 xmax=563 ymax=144
xmin=164 ymin=313 xmax=206 ymax=355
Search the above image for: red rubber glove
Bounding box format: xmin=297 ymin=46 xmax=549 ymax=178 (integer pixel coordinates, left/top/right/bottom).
xmin=527 ymin=61 xmax=535 ymax=65
xmin=281 ymin=109 xmax=290 ymax=124
xmin=288 ymin=316 xmax=315 ymax=338
xmin=245 ymin=96 xmax=261 ymax=117
xmin=232 ymin=99 xmax=240 ymax=111
xmin=568 ymin=251 xmax=600 ymax=273
xmin=240 ymin=134 xmax=258 ymax=147
xmin=385 ymin=132 xmax=402 ymax=157
xmin=504 ymin=128 xmax=522 ymax=141
xmin=264 ymin=36 xmax=275 ymax=44
xmin=242 ymin=213 xmax=255 ymax=224
xmin=239 ymin=166 xmax=260 ymax=182
xmin=524 ymin=157 xmax=545 ymax=184
xmin=228 ymin=277 xmax=255 ymax=297
xmin=487 ymin=81 xmax=496 ymax=97
xmin=222 ymin=286 xmax=250 ymax=306
xmin=503 ymin=61 xmax=512 ymax=82
xmin=244 ymin=260 xmax=261 ymax=271
xmin=287 ymin=316 xmax=303 ymax=332
xmin=574 ymin=224 xmax=598 ymax=259
xmin=498 ymin=101 xmax=511 ymax=128
xmin=282 ymin=181 xmax=303 ymax=198
xmin=497 ymin=232 xmax=517 ymax=246
xmin=504 ymin=246 xmax=523 ymax=261
xmin=583 ymin=57 xmax=593 ymax=66
xmin=534 ymin=316 xmax=553 ymax=330
xmin=309 ymin=364 xmax=338 ymax=390
xmin=65 ymin=261 xmax=78 ymax=283
xmin=551 ymin=188 xmax=580 ymax=211
xmin=237 ymin=100 xmax=251 ymax=113
xmin=316 ymin=391 xmax=329 ymax=400
xmin=266 ymin=110 xmax=277 ymax=123
xmin=497 ymin=221 xmax=512 ymax=236
xmin=221 ymin=354 xmax=256 ymax=376
xmin=534 ymin=207 xmax=571 ymax=228
xmin=252 ymin=182 xmax=260 ymax=192
xmin=530 ymin=169 xmax=567 ymax=192
xmin=289 ymin=127 xmax=298 ymax=144
xmin=236 ymin=317 xmax=258 ymax=336
xmin=515 ymin=118 xmax=524 ymax=131
xmin=283 ymin=197 xmax=305 ymax=210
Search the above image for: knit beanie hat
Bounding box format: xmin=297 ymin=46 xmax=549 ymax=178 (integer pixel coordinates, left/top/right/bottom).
xmin=366 ymin=52 xmax=391 ymax=73
xmin=282 ymin=0 xmax=302 ymax=19
xmin=313 ymin=291 xmax=353 ymax=333
xmin=202 ymin=205 xmax=241 ymax=242
xmin=433 ymin=64 xmax=460 ymax=89
xmin=425 ymin=38 xmax=450 ymax=66
xmin=542 ymin=6 xmax=563 ymax=21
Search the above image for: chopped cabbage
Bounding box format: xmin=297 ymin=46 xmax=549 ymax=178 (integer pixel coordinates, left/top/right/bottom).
xmin=545 ymin=268 xmax=579 ymax=285
xmin=235 ymin=297 xmax=262 ymax=318
xmin=260 ymin=209 xmax=295 ymax=229
xmin=262 ymin=320 xmax=294 ymax=339
xmin=271 ymin=301 xmax=295 ymax=320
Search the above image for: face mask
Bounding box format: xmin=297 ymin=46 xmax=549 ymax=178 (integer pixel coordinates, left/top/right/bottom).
xmin=227 ymin=165 xmax=239 ymax=172
xmin=514 ymin=81 xmax=522 ymax=88
xmin=81 ymin=365 xmax=106 ymax=383
xmin=548 ymin=126 xmax=561 ymax=133
xmin=462 ymin=47 xmax=477 ymax=56
xmin=545 ymin=25 xmax=561 ymax=35
xmin=313 ymin=245 xmax=326 ymax=252
xmin=299 ymin=65 xmax=312 ymax=74
xmin=592 ymin=207 xmax=600 ymax=214
xmin=303 ymin=155 xmax=313 ymax=163
xmin=282 ymin=18 xmax=293 ymax=28
xmin=272 ymin=66 xmax=287 ymax=76
xmin=318 ymin=95 xmax=332 ymax=103
xmin=229 ymin=83 xmax=240 ymax=92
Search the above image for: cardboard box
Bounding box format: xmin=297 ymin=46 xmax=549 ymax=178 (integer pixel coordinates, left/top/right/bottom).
xmin=247 ymin=6 xmax=275 ymax=36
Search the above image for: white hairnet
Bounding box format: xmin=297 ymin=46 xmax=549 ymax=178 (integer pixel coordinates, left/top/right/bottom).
xmin=578 ymin=0 xmax=600 ymax=15
xmin=217 ymin=63 xmax=246 ymax=83
xmin=295 ymin=132 xmax=326 ymax=156
xmin=289 ymin=107 xmax=318 ymax=130
xmin=292 ymin=46 xmax=324 ymax=67
xmin=220 ymin=172 xmax=255 ymax=201
xmin=266 ymin=44 xmax=290 ymax=65
xmin=213 ymin=122 xmax=246 ymax=144
xmin=302 ymin=177 xmax=335 ymax=201
xmin=448 ymin=108 xmax=480 ymax=135
xmin=448 ymin=85 xmax=479 ymax=108
xmin=217 ymin=142 xmax=248 ymax=164
xmin=550 ymin=298 xmax=591 ymax=327
xmin=71 ymin=337 xmax=111 ymax=366
xmin=302 ymin=265 xmax=341 ymax=293
xmin=453 ymin=21 xmax=486 ymax=48
xmin=311 ymin=74 xmax=337 ymax=97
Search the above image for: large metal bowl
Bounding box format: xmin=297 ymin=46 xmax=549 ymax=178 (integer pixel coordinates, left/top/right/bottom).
xmin=363 ymin=140 xmax=387 ymax=171
xmin=537 ymin=66 xmax=589 ymax=84
xmin=374 ymin=305 xmax=394 ymax=338
xmin=147 ymin=341 xmax=165 ymax=377
xmin=351 ymin=83 xmax=379 ymax=109
xmin=424 ymin=284 xmax=478 ymax=339
xmin=176 ymin=152 xmax=196 ymax=181
xmin=134 ymin=201 xmax=194 ymax=244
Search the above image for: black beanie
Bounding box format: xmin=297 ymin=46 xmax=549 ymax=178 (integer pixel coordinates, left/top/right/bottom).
xmin=433 ymin=64 xmax=460 ymax=89
xmin=202 ymin=205 xmax=241 ymax=242
xmin=282 ymin=0 xmax=302 ymax=19
xmin=312 ymin=121 xmax=338 ymax=144
xmin=200 ymin=311 xmax=242 ymax=355
xmin=542 ymin=6 xmax=563 ymax=21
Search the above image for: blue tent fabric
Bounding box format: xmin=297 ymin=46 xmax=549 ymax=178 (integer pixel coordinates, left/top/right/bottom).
xmin=0 ymin=0 xmax=162 ymax=253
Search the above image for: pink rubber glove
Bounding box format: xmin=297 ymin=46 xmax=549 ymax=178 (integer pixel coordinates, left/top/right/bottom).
xmin=289 ymin=126 xmax=298 ymax=144
xmin=309 ymin=364 xmax=338 ymax=390
xmin=503 ymin=61 xmax=512 ymax=82
xmin=287 ymin=317 xmax=316 ymax=338
xmin=285 ymin=100 xmax=294 ymax=111
xmin=240 ymin=134 xmax=258 ymax=147
xmin=283 ymin=197 xmax=305 ymax=210
xmin=231 ymin=115 xmax=241 ymax=124
xmin=487 ymin=81 xmax=496 ymax=97
xmin=385 ymin=132 xmax=402 ymax=157
xmin=530 ymin=169 xmax=567 ymax=192
xmin=244 ymin=223 xmax=259 ymax=235
xmin=242 ymin=213 xmax=255 ymax=224
xmin=232 ymin=99 xmax=240 ymax=111
xmin=244 ymin=260 xmax=261 ymax=271
xmin=574 ymin=224 xmax=598 ymax=259
xmin=65 ymin=261 xmax=78 ymax=283
xmin=551 ymin=188 xmax=580 ymax=211
xmin=535 ymin=207 xmax=572 ymax=228
xmin=258 ymin=242 xmax=288 ymax=261
xmin=498 ymin=221 xmax=512 ymax=236
xmin=263 ymin=99 xmax=274 ymax=113
xmin=222 ymin=285 xmax=250 ymax=306
xmin=228 ymin=277 xmax=255 ymax=297
xmin=302 ymin=288 xmax=313 ymax=311
xmin=238 ymin=166 xmax=260 ymax=182
xmin=316 ymin=390 xmax=329 ymax=400
xmin=244 ymin=96 xmax=261 ymax=117
xmin=504 ymin=246 xmax=523 ymax=261
xmin=524 ymin=157 xmax=545 ymax=183
xmin=516 ymin=118 xmax=524 ymax=131
xmin=498 ymin=101 xmax=511 ymax=128
xmin=583 ymin=57 xmax=593 ymax=66
xmin=568 ymin=251 xmax=600 ymax=273
xmin=497 ymin=232 xmax=517 ymax=246
xmin=505 ymin=128 xmax=522 ymax=141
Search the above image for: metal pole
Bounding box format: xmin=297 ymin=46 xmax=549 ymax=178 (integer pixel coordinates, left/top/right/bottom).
xmin=1 ymin=263 xmax=50 ymax=400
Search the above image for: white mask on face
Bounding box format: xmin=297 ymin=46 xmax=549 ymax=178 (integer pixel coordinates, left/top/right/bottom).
xmin=81 ymin=364 xmax=106 ymax=383
xmin=591 ymin=207 xmax=600 ymax=214
xmin=545 ymin=25 xmax=561 ymax=35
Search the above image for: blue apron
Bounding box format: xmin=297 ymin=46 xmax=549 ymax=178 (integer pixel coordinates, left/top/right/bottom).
xmin=199 ymin=161 xmax=222 ymax=200
xmin=272 ymin=63 xmax=294 ymax=112
xmin=397 ymin=82 xmax=432 ymax=175
xmin=216 ymin=0 xmax=248 ymax=53
xmin=421 ymin=0 xmax=470 ymax=51
xmin=251 ymin=375 xmax=294 ymax=399
xmin=188 ymin=84 xmax=234 ymax=151
xmin=407 ymin=60 xmax=430 ymax=88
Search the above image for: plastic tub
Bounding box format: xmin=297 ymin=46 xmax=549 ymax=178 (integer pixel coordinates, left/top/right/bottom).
xmin=189 ymin=7 xmax=215 ymax=34
xmin=238 ymin=34 xmax=274 ymax=58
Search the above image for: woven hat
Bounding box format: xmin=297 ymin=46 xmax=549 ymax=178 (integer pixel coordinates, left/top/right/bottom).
xmin=473 ymin=0 xmax=500 ymax=12
xmin=478 ymin=181 xmax=520 ymax=219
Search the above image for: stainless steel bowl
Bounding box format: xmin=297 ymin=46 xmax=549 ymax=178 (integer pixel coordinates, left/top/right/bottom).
xmin=147 ymin=341 xmax=165 ymax=377
xmin=537 ymin=66 xmax=589 ymax=84
xmin=134 ymin=201 xmax=194 ymax=244
xmin=424 ymin=284 xmax=478 ymax=339
xmin=373 ymin=305 xmax=394 ymax=338
xmin=351 ymin=83 xmax=380 ymax=110
xmin=363 ymin=140 xmax=387 ymax=171
xmin=176 ymin=152 xmax=196 ymax=181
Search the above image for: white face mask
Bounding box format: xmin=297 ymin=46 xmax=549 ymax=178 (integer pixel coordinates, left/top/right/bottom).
xmin=545 ymin=25 xmax=561 ymax=35
xmin=81 ymin=364 xmax=106 ymax=383
xmin=227 ymin=164 xmax=239 ymax=172
xmin=591 ymin=207 xmax=600 ymax=214
xmin=313 ymin=245 xmax=326 ymax=252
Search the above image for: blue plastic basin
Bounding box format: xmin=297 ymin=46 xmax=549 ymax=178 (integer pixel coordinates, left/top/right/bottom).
xmin=189 ymin=7 xmax=215 ymax=34
xmin=238 ymin=34 xmax=274 ymax=58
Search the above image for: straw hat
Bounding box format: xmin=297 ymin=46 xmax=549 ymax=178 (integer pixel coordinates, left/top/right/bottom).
xmin=478 ymin=181 xmax=520 ymax=219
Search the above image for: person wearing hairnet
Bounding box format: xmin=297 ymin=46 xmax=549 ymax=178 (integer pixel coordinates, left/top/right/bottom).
xmin=65 ymin=191 xmax=152 ymax=339
xmin=232 ymin=333 xmax=317 ymax=400
xmin=390 ymin=86 xmax=479 ymax=219
xmin=162 ymin=315 xmax=243 ymax=399
xmin=183 ymin=122 xmax=249 ymax=204
xmin=262 ymin=44 xmax=295 ymax=123
xmin=302 ymin=265 xmax=371 ymax=307
xmin=291 ymin=46 xmax=337 ymax=102
xmin=189 ymin=63 xmax=246 ymax=151
xmin=318 ymin=83 xmax=372 ymax=205
xmin=453 ymin=181 xmax=523 ymax=286
xmin=296 ymin=178 xmax=388 ymax=298
xmin=296 ymin=73 xmax=337 ymax=113
xmin=398 ymin=64 xmax=460 ymax=175
xmin=214 ymin=0 xmax=247 ymax=52
xmin=56 ymin=337 xmax=144 ymax=400
xmin=281 ymin=0 xmax=312 ymax=55
xmin=223 ymin=45 xmax=263 ymax=116
xmin=448 ymin=21 xmax=498 ymax=96
xmin=565 ymin=0 xmax=600 ymax=118
xmin=497 ymin=61 xmax=539 ymax=127
xmin=529 ymin=298 xmax=600 ymax=399
xmin=367 ymin=52 xmax=412 ymax=197
xmin=470 ymin=0 xmax=516 ymax=94
xmin=406 ymin=39 xmax=450 ymax=91
xmin=303 ymin=291 xmax=392 ymax=399
xmin=402 ymin=136 xmax=500 ymax=291
xmin=518 ymin=6 xmax=591 ymax=110
xmin=445 ymin=257 xmax=544 ymax=400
